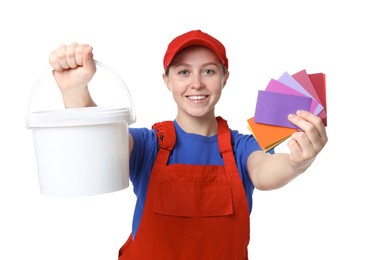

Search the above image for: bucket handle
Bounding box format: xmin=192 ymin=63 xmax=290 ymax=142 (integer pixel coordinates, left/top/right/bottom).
xmin=26 ymin=60 xmax=136 ymax=125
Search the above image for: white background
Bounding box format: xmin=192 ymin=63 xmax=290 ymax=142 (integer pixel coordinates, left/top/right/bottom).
xmin=1 ymin=0 xmax=372 ymax=259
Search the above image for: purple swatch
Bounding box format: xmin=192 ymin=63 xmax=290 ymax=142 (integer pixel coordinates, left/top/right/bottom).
xmin=254 ymin=90 xmax=312 ymax=129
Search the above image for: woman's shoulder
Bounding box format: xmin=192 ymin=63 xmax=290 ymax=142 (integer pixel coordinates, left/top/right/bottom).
xmin=129 ymin=127 xmax=157 ymax=148
xmin=230 ymin=129 xmax=262 ymax=153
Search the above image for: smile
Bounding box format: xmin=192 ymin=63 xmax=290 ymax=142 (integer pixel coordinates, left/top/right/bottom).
xmin=186 ymin=95 xmax=208 ymax=100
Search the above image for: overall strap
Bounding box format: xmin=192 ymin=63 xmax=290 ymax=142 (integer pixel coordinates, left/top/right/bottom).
xmin=152 ymin=121 xmax=176 ymax=165
xmin=216 ymin=116 xmax=237 ymax=173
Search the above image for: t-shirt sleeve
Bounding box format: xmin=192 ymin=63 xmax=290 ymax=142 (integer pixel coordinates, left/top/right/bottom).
xmin=231 ymin=130 xmax=275 ymax=174
xmin=129 ymin=127 xmax=158 ymax=188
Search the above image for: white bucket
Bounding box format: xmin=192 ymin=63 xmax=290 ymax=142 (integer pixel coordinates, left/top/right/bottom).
xmin=26 ymin=61 xmax=136 ymax=197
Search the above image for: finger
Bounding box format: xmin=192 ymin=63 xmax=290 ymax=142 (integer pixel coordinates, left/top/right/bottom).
xmin=79 ymin=44 xmax=95 ymax=72
xmin=49 ymin=51 xmax=64 ymax=72
xmin=74 ymin=43 xmax=89 ymax=66
xmin=82 ymin=44 xmax=94 ymax=65
xmin=288 ymin=110 xmax=327 ymax=151
xmin=300 ymin=110 xmax=327 ymax=149
xmin=65 ymin=43 xmax=79 ymax=68
xmin=296 ymin=110 xmax=326 ymax=137
xmin=289 ymin=131 xmax=315 ymax=159
xmin=287 ymin=135 xmax=317 ymax=174
xmin=49 ymin=45 xmax=68 ymax=72
xmin=287 ymin=137 xmax=302 ymax=161
xmin=53 ymin=44 xmax=70 ymax=70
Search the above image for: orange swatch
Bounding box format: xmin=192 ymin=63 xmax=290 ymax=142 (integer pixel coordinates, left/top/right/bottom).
xmin=247 ymin=117 xmax=297 ymax=152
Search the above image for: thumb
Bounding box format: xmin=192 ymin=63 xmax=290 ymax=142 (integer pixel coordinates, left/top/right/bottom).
xmin=82 ymin=45 xmax=96 ymax=73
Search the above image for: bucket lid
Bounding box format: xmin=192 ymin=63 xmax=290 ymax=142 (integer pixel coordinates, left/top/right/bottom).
xmin=26 ymin=106 xmax=132 ymax=128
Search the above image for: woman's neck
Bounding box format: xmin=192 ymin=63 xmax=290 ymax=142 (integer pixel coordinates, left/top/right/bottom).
xmin=175 ymin=114 xmax=218 ymax=137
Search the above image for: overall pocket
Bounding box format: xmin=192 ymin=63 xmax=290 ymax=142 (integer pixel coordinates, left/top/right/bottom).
xmin=153 ymin=181 xmax=233 ymax=217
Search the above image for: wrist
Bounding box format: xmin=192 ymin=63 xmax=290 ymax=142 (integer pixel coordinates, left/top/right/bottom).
xmin=61 ymin=87 xmax=96 ymax=108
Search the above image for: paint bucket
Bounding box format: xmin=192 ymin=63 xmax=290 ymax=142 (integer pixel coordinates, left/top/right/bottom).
xmin=26 ymin=61 xmax=136 ymax=197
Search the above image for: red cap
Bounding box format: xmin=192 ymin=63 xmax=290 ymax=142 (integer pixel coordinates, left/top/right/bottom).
xmin=163 ymin=30 xmax=228 ymax=71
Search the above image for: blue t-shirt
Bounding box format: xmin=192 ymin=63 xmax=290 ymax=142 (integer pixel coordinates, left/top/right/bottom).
xmin=129 ymin=120 xmax=272 ymax=238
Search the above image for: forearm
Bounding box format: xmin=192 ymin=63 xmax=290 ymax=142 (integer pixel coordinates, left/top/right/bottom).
xmin=60 ymin=86 xmax=96 ymax=108
xmin=249 ymin=152 xmax=304 ymax=191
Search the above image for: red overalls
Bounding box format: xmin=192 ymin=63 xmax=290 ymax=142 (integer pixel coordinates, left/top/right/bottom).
xmin=119 ymin=117 xmax=250 ymax=259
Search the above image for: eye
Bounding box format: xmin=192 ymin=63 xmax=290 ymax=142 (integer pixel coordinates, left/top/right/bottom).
xmin=203 ymin=68 xmax=215 ymax=75
xmin=177 ymin=69 xmax=189 ymax=76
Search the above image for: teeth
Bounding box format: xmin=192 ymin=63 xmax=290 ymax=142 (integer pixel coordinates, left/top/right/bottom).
xmin=188 ymin=95 xmax=206 ymax=100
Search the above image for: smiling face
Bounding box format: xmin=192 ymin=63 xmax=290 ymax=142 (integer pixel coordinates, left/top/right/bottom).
xmin=163 ymin=46 xmax=229 ymax=125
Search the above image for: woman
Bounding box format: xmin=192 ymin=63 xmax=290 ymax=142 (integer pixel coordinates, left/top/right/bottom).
xmin=49 ymin=29 xmax=328 ymax=259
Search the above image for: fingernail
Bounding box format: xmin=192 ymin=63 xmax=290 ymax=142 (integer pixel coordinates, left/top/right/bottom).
xmin=288 ymin=114 xmax=294 ymax=119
